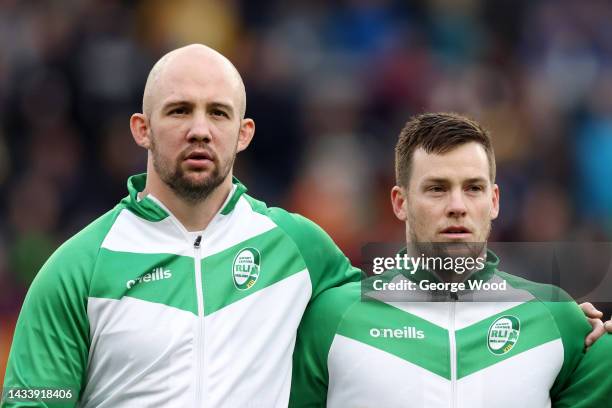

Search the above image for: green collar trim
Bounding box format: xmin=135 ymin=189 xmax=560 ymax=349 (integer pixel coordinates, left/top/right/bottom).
xmin=221 ymin=178 xmax=248 ymax=215
xmin=121 ymin=174 xmax=169 ymax=221
xmin=121 ymin=173 xmax=248 ymax=221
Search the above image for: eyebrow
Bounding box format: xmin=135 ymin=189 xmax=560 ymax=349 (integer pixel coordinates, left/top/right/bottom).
xmin=160 ymin=100 xmax=190 ymax=111
xmin=422 ymin=177 xmax=488 ymax=184
xmin=422 ymin=177 xmax=449 ymax=184
xmin=161 ymin=100 xmax=235 ymax=114
xmin=463 ymin=177 xmax=488 ymax=184
xmin=209 ymin=102 xmax=234 ymax=115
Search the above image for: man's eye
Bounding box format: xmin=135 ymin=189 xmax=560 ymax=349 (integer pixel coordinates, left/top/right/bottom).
xmin=427 ymin=186 xmax=445 ymax=193
xmin=467 ymin=185 xmax=484 ymax=192
xmin=211 ymin=109 xmax=228 ymax=118
xmin=169 ymin=108 xmax=188 ymax=115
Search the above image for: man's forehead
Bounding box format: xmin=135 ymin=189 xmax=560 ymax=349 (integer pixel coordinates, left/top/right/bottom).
xmin=164 ymin=52 xmax=236 ymax=80
xmin=411 ymin=143 xmax=490 ymax=182
xmin=143 ymin=45 xmax=245 ymax=117
xmin=158 ymin=72 xmax=237 ymax=105
xmin=157 ymin=56 xmax=240 ymax=98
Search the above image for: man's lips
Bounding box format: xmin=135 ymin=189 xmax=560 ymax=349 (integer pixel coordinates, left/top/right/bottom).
xmin=183 ymin=150 xmax=214 ymax=168
xmin=439 ymin=226 xmax=472 ymax=237
xmin=184 ymin=150 xmax=213 ymax=161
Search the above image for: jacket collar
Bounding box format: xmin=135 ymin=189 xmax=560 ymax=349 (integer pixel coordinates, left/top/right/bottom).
xmin=120 ymin=173 xmax=248 ymax=221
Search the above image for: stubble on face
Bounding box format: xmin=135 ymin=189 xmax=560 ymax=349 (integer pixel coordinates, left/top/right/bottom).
xmin=406 ymin=200 xmax=491 ymax=277
xmin=149 ymin=130 xmax=238 ymax=204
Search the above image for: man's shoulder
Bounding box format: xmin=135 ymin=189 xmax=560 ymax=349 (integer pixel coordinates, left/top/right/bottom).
xmin=496 ymin=270 xmax=574 ymax=302
xmin=495 ymin=270 xmax=590 ymax=335
xmin=59 ymin=205 xmax=124 ymax=254
xmin=241 ymin=193 xmax=339 ymax=254
xmin=24 ymin=205 xmax=124 ymax=302
xmin=301 ymin=281 xmax=362 ymax=334
xmin=242 ymin=193 xmax=322 ymax=236
xmin=306 ymin=282 xmax=362 ymax=320
xmin=587 ymin=333 xmax=612 ymax=353
xmin=42 ymin=205 xmax=124 ymax=275
xmin=239 ymin=193 xmax=361 ymax=294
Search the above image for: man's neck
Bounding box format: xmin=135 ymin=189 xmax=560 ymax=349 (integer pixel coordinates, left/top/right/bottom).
xmin=407 ymin=244 xmax=489 ymax=284
xmin=431 ymin=269 xmax=471 ymax=284
xmin=141 ymin=174 xmax=233 ymax=232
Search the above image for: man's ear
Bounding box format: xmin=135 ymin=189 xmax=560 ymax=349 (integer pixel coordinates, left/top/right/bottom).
xmin=490 ymin=183 xmax=500 ymax=220
xmin=237 ymin=118 xmax=255 ymax=153
xmin=130 ymin=113 xmax=151 ymax=149
xmin=391 ymin=185 xmax=408 ymax=221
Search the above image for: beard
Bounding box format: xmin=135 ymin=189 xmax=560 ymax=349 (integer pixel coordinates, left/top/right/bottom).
xmin=149 ymin=134 xmax=236 ymax=203
xmin=407 ymin=207 xmax=491 ymax=280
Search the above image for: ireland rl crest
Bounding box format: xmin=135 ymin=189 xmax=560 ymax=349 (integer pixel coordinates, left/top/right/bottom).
xmin=232 ymin=248 xmax=261 ymax=290
xmin=487 ymin=315 xmax=520 ymax=355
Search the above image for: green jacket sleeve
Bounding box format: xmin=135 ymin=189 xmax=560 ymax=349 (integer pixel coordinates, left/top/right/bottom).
xmin=543 ymin=300 xmax=592 ymax=398
xmin=553 ymin=334 xmax=612 ymax=407
xmin=533 ymin=287 xmax=608 ymax=406
xmin=267 ymin=209 xmax=363 ymax=299
xmin=289 ymin=285 xmax=357 ymax=407
xmin=1 ymin=215 xmax=110 ymax=408
xmin=498 ymin=271 xmax=593 ymax=398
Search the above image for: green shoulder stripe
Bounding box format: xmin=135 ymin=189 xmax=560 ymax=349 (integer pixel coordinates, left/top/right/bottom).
xmin=242 ymin=195 xmax=362 ymax=299
xmin=3 ymin=207 xmax=122 ymax=406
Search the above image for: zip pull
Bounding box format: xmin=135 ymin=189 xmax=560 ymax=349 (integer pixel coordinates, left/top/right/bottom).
xmin=194 ymin=235 xmax=202 ymax=249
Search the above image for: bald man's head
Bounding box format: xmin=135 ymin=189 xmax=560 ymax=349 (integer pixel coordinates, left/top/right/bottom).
xmin=142 ymin=44 xmax=246 ymax=119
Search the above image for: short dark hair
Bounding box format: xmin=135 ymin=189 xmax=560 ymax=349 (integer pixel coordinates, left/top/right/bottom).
xmin=395 ymin=112 xmax=496 ymax=187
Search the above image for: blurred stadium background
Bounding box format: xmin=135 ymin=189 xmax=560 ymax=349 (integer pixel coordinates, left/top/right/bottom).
xmin=2 ymin=0 xmax=612 ymax=383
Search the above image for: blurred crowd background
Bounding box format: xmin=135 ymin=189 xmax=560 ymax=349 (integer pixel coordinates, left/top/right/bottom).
xmin=2 ymin=0 xmax=612 ymax=382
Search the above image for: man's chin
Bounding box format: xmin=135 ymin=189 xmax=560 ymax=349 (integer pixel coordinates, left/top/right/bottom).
xmin=180 ymin=165 xmax=222 ymax=182
xmin=163 ymin=170 xmax=226 ymax=201
xmin=412 ymin=240 xmax=485 ymax=258
xmin=181 ymin=175 xmax=222 ymax=192
xmin=181 ymin=171 xmax=214 ymax=184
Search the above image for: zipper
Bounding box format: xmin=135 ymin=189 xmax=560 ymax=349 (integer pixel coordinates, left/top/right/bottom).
xmin=193 ymin=235 xmax=205 ymax=407
xmin=449 ymin=292 xmax=458 ymax=408
xmin=141 ymin=193 xmax=235 ymax=406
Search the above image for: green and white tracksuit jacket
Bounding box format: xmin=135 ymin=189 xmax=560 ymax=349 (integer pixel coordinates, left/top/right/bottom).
xmin=290 ymin=251 xmax=612 ymax=407
xmin=2 ymin=174 xmax=361 ymax=408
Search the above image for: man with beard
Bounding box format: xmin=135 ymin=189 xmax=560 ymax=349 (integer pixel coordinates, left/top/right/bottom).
xmin=289 ymin=112 xmax=612 ymax=407
xmin=2 ymin=44 xmax=361 ymax=407
xmin=3 ymin=50 xmax=609 ymax=408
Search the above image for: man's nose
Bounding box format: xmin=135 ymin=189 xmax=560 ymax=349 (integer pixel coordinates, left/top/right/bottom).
xmin=187 ymin=111 xmax=212 ymax=142
xmin=446 ymin=188 xmax=467 ymax=218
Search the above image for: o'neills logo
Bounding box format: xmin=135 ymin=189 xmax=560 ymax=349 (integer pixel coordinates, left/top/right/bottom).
xmin=126 ymin=267 xmax=172 ymax=289
xmin=232 ymin=248 xmax=261 ymax=290
xmin=369 ymin=326 xmax=425 ymax=339
xmin=487 ymin=315 xmax=520 ymax=355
